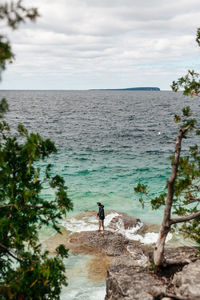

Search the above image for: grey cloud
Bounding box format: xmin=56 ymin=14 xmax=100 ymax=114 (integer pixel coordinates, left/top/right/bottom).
xmin=2 ymin=0 xmax=200 ymax=90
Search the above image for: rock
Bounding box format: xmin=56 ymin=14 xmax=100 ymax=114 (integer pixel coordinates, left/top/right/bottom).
xmin=111 ymin=251 xmax=148 ymax=269
xmin=108 ymin=212 xmax=141 ymax=231
xmin=105 ymin=266 xmax=163 ymax=300
xmin=172 ymin=260 xmax=200 ymax=300
xmin=66 ymin=230 xmax=135 ymax=256
xmin=149 ymin=286 xmax=166 ymax=297
xmin=66 ymin=230 xmax=149 ymax=268
xmin=43 ymin=211 xmax=200 ymax=299
xmin=164 ymin=246 xmax=199 ymax=261
xmin=104 ymin=246 xmax=200 ymax=300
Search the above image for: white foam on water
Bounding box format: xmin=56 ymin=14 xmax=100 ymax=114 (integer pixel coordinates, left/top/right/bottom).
xmin=61 ymin=212 xmax=119 ymax=233
xmin=115 ymin=219 xmax=143 ymax=237
xmin=104 ymin=212 xmax=119 ymax=227
xmin=105 ymin=215 xmax=172 ymax=245
xmin=61 ymin=217 xmax=97 ymax=232
xmin=127 ymin=231 xmax=173 ymax=244
xmin=107 ymin=216 xmax=173 ymax=245
xmin=61 ymin=253 xmax=106 ymax=300
xmin=61 ymin=212 xmax=173 ymax=245
xmin=61 ymin=286 xmax=106 ymax=300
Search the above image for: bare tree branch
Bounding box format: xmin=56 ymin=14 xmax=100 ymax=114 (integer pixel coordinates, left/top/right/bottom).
xmin=170 ymin=210 xmax=200 ymax=224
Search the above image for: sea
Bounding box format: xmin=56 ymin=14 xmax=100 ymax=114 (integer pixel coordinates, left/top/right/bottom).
xmin=0 ymin=90 xmax=199 ymax=299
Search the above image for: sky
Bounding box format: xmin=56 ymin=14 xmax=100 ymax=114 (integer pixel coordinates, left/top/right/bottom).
xmin=1 ymin=0 xmax=200 ymax=90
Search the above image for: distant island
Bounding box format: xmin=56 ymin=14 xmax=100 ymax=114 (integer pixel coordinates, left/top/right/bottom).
xmin=90 ymin=87 xmax=160 ymax=91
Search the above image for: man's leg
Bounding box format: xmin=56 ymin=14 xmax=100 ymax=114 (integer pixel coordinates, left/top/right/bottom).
xmin=102 ymin=220 xmax=104 ymax=234
xmin=98 ymin=219 xmax=101 ymax=232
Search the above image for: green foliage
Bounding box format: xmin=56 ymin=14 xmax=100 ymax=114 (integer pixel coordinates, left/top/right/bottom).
xmin=148 ymin=261 xmax=156 ymax=272
xmin=150 ymin=193 xmax=167 ymax=210
xmin=0 ymin=98 xmax=9 ymax=118
xmin=171 ymin=69 xmax=200 ymax=97
xmin=0 ymin=2 xmax=73 ymax=298
xmin=182 ymin=106 xmax=191 ymax=117
xmin=0 ymin=35 xmax=14 ymax=73
xmin=134 ymin=183 xmax=147 ymax=194
xmin=174 ymin=114 xmax=181 ymax=123
xmin=0 ymin=0 xmax=39 ymax=29
xmin=134 ymin=183 xmax=148 ymax=208
xmin=135 ymin=105 xmax=200 ymax=241
xmin=56 ymin=245 xmax=69 ymax=258
xmin=0 ymin=122 xmax=73 ymax=299
xmin=135 ymin=28 xmax=200 ymax=247
xmin=196 ymin=28 xmax=200 ymax=48
xmin=181 ymin=217 xmax=200 ymax=244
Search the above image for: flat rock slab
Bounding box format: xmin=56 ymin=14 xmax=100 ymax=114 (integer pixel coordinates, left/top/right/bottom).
xmin=66 ymin=230 xmax=136 ymax=256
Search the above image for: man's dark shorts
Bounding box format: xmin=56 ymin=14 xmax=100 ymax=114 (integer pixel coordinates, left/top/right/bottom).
xmin=99 ymin=219 xmax=104 ymax=225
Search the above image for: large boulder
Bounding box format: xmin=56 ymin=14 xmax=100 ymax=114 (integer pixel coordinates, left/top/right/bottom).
xmin=107 ymin=212 xmax=141 ymax=232
xmin=172 ymin=260 xmax=200 ymax=300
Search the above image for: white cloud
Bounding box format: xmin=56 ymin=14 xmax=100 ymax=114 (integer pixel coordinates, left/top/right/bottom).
xmin=1 ymin=0 xmax=200 ymax=89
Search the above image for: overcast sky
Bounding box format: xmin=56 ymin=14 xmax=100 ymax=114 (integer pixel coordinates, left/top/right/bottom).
xmin=1 ymin=0 xmax=200 ymax=90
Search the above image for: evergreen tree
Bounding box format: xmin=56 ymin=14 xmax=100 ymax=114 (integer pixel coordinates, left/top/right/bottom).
xmin=135 ymin=28 xmax=200 ymax=267
xmin=0 ymin=2 xmax=73 ymax=298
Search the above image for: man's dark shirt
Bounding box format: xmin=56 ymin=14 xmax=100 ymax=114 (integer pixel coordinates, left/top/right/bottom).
xmin=97 ymin=206 xmax=105 ymax=220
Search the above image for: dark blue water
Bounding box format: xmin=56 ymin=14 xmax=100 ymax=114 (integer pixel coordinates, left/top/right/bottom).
xmin=1 ymin=90 xmax=199 ymax=223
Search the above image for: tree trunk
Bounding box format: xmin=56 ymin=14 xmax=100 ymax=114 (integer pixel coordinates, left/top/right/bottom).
xmin=154 ymin=224 xmax=170 ymax=266
xmin=153 ymin=128 xmax=187 ymax=267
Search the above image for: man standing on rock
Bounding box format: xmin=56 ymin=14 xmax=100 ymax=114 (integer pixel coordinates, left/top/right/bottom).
xmin=97 ymin=202 xmax=105 ymax=234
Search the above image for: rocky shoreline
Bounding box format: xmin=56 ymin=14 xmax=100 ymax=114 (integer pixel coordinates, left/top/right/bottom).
xmin=44 ymin=211 xmax=200 ymax=300
xmin=105 ymin=247 xmax=200 ymax=300
xmin=65 ymin=230 xmax=199 ymax=300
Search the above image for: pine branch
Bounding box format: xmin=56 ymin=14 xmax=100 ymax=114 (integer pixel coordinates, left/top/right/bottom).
xmin=0 ymin=243 xmax=22 ymax=262
xmin=0 ymin=204 xmax=46 ymax=209
xmin=187 ymin=198 xmax=200 ymax=204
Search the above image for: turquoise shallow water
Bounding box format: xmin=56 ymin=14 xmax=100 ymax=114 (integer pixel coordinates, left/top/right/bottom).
xmin=61 ymin=254 xmax=106 ymax=300
xmin=1 ymin=90 xmax=200 ymax=299
xmin=1 ymin=90 xmax=200 ymax=224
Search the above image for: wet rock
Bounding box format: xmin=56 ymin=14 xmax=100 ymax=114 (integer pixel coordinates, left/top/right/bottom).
xmin=86 ymin=254 xmax=111 ymax=283
xmin=108 ymin=212 xmax=141 ymax=231
xmin=172 ymin=260 xmax=200 ymax=300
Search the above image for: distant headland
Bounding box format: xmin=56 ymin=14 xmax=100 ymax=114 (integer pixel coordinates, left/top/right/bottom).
xmin=89 ymin=87 xmax=160 ymax=91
